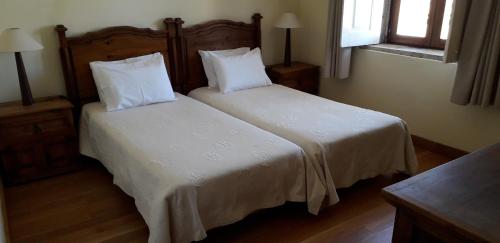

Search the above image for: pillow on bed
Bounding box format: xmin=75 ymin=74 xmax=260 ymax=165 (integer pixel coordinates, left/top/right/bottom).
xmin=90 ymin=53 xmax=176 ymax=112
xmin=211 ymin=48 xmax=272 ymax=93
xmin=199 ymin=47 xmax=251 ymax=89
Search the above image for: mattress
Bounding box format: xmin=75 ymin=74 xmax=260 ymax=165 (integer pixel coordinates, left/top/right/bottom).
xmin=79 ymin=94 xmax=319 ymax=243
xmin=189 ymin=85 xmax=419 ymax=208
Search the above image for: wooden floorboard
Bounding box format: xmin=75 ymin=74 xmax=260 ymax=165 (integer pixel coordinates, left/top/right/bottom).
xmin=5 ymin=146 xmax=452 ymax=243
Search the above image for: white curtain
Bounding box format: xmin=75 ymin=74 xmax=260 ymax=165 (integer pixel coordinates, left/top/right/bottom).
xmin=449 ymin=0 xmax=500 ymax=107
xmin=324 ymin=0 xmax=351 ymax=79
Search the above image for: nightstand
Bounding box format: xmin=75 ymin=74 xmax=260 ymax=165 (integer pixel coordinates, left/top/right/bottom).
xmin=267 ymin=62 xmax=320 ymax=95
xmin=0 ymin=97 xmax=80 ymax=186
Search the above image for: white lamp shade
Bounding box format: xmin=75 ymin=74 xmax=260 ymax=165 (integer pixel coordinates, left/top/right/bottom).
xmin=275 ymin=13 xmax=302 ymax=29
xmin=0 ymin=28 xmax=43 ymax=53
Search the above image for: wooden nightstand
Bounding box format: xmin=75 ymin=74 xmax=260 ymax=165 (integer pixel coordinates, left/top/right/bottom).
xmin=0 ymin=97 xmax=80 ymax=186
xmin=267 ymin=62 xmax=320 ymax=95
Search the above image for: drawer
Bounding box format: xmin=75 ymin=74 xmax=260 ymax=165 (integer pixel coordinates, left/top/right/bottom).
xmin=0 ymin=113 xmax=73 ymax=142
xmin=298 ymin=71 xmax=319 ymax=94
xmin=0 ymin=135 xmax=79 ymax=186
xmin=37 ymin=117 xmax=73 ymax=134
xmin=278 ymin=79 xmax=301 ymax=90
xmin=0 ymin=109 xmax=67 ymax=126
xmin=267 ymin=64 xmax=320 ymax=95
xmin=275 ymin=77 xmax=319 ymax=94
xmin=0 ymin=123 xmax=36 ymax=138
xmin=44 ymin=135 xmax=78 ymax=169
xmin=1 ymin=143 xmax=46 ymax=185
xmin=298 ymin=78 xmax=319 ymax=94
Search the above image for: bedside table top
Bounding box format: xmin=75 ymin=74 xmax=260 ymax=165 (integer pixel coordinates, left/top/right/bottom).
xmin=267 ymin=62 xmax=319 ymax=74
xmin=0 ymin=96 xmax=73 ymax=119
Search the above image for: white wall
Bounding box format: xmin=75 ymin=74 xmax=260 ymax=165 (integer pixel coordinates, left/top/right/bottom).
xmin=295 ymin=0 xmax=500 ymax=152
xmin=0 ymin=0 xmax=298 ymax=103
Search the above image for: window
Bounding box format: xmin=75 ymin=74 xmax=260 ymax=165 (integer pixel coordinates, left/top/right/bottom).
xmin=341 ymin=0 xmax=385 ymax=47
xmin=388 ymin=0 xmax=454 ymax=49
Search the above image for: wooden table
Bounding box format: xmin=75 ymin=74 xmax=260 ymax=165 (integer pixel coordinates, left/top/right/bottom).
xmin=383 ymin=142 xmax=500 ymax=243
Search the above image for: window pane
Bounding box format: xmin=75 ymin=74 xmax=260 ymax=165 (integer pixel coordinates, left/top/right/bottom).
xmin=341 ymin=0 xmax=385 ymax=47
xmin=343 ymin=0 xmax=355 ymax=29
xmin=343 ymin=0 xmax=384 ymax=31
xmin=396 ymin=0 xmax=431 ymax=37
xmin=441 ymin=0 xmax=454 ymax=39
xmin=353 ymin=0 xmax=373 ymax=29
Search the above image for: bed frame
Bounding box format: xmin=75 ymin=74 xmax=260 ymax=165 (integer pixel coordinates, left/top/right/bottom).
xmin=55 ymin=13 xmax=262 ymax=111
xmin=164 ymin=14 xmax=262 ymax=94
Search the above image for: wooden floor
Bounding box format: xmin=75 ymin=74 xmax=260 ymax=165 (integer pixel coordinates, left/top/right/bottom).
xmin=5 ymin=147 xmax=452 ymax=243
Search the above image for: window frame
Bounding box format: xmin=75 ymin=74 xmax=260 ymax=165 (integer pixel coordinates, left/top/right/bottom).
xmin=388 ymin=0 xmax=447 ymax=49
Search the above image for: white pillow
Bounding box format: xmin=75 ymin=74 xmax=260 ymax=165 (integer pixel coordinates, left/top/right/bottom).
xmin=93 ymin=53 xmax=151 ymax=65
xmin=90 ymin=53 xmax=176 ymax=112
xmin=199 ymin=47 xmax=251 ymax=88
xmin=211 ymin=48 xmax=272 ymax=94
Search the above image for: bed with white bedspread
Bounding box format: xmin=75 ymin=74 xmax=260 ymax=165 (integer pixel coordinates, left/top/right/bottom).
xmin=189 ymin=85 xmax=419 ymax=210
xmin=79 ymin=94 xmax=319 ymax=243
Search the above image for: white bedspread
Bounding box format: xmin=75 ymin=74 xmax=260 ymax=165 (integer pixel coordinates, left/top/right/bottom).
xmin=79 ymin=94 xmax=316 ymax=243
xmin=189 ymin=85 xmax=418 ymax=209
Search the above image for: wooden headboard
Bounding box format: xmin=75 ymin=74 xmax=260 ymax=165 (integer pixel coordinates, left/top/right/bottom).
xmin=164 ymin=14 xmax=262 ymax=94
xmin=55 ymin=25 xmax=181 ymax=109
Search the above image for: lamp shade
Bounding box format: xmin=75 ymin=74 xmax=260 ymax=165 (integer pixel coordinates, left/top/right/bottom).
xmin=0 ymin=28 xmax=43 ymax=53
xmin=274 ymin=13 xmax=302 ymax=29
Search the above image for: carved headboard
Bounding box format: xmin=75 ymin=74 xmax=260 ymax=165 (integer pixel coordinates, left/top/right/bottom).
xmin=55 ymin=25 xmax=180 ymax=110
xmin=164 ymin=14 xmax=262 ymax=94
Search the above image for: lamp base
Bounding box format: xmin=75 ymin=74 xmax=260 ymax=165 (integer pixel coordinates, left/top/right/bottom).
xmin=284 ymin=28 xmax=292 ymax=67
xmin=15 ymin=52 xmax=34 ymax=106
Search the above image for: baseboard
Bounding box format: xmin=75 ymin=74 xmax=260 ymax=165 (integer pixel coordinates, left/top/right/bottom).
xmin=411 ymin=135 xmax=468 ymax=159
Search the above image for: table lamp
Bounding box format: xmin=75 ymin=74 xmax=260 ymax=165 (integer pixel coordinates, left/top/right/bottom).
xmin=275 ymin=13 xmax=301 ymax=67
xmin=0 ymin=28 xmax=43 ymax=106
